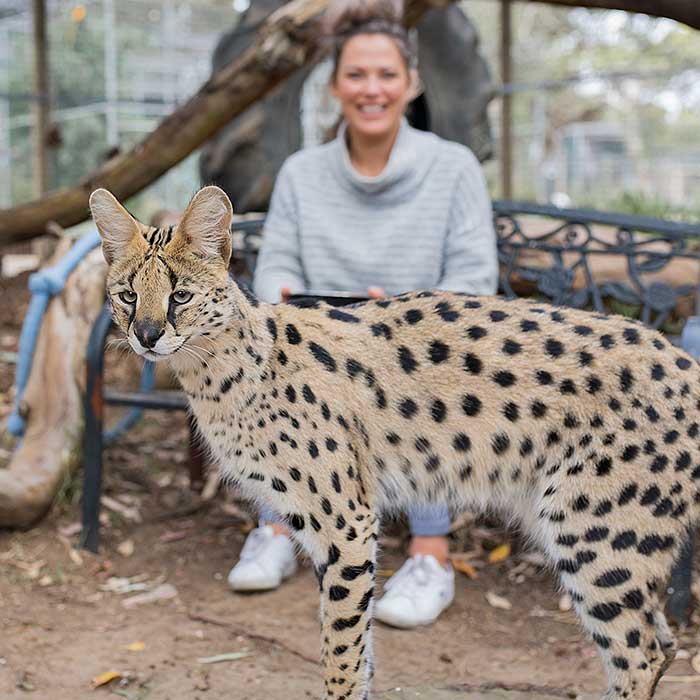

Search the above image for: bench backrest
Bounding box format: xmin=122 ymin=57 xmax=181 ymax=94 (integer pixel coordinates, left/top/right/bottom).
xmin=230 ymin=203 xmax=700 ymax=332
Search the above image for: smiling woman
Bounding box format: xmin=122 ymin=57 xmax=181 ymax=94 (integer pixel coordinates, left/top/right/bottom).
xmin=325 ymin=0 xmax=421 ymax=176
xmin=228 ymin=0 xmax=499 ymax=630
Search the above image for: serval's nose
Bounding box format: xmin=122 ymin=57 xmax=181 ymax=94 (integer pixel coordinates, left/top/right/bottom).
xmin=134 ymin=320 xmax=164 ymax=349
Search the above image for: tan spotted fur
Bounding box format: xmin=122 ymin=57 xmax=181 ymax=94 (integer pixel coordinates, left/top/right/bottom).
xmin=90 ymin=186 xmax=700 ymax=700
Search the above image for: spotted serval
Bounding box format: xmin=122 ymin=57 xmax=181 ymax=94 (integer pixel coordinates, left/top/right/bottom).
xmin=90 ymin=185 xmax=700 ymax=700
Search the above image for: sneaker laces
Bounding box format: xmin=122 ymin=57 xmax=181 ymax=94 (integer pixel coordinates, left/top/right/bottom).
xmin=239 ymin=526 xmax=273 ymax=561
xmin=383 ymin=555 xmax=433 ymax=595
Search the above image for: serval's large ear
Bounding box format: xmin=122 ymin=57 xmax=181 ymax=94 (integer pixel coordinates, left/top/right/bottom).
xmin=175 ymin=186 xmax=232 ymax=264
xmin=89 ymin=188 xmax=142 ymax=265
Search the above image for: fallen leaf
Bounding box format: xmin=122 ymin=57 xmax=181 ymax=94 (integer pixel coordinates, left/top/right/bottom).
xmin=159 ymin=530 xmax=188 ymax=543
xmin=122 ymin=583 xmax=177 ymax=608
xmin=485 ymin=590 xmax=512 ymax=610
xmin=91 ymin=671 xmax=121 ymax=689
xmin=59 ymin=522 xmax=82 ymax=538
xmin=197 ymin=651 xmax=253 ymax=664
xmin=488 ymin=543 xmax=511 ymax=564
xmin=117 ymin=539 xmax=135 ymax=557
xmin=451 ymin=558 xmax=478 ymax=579
xmin=692 ymin=652 xmax=700 ymax=675
xmin=16 ymin=671 xmax=35 ymax=691
xmin=100 ymin=576 xmax=149 ymax=594
xmin=11 ymin=559 xmax=45 ymax=580
xmin=101 ymin=496 xmax=141 ymax=523
xmin=68 ymin=548 xmax=84 ymax=567
xmin=126 ymin=641 xmax=145 ymax=652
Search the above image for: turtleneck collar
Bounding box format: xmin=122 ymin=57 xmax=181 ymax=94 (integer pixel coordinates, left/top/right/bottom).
xmin=335 ymin=118 xmax=416 ymax=194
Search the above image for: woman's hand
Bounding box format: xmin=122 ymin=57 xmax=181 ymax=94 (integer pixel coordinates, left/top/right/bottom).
xmin=280 ymin=286 xmax=292 ymax=303
xmin=367 ymin=286 xmax=386 ymax=299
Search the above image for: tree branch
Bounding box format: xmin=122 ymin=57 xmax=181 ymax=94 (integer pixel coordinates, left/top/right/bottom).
xmin=519 ymin=0 xmax=698 ymax=29
xmin=0 ymin=0 xmax=454 ymax=244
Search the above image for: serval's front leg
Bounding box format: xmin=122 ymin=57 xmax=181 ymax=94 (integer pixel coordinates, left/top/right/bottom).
xmin=267 ymin=438 xmax=379 ymax=700
xmin=278 ymin=460 xmax=377 ymax=700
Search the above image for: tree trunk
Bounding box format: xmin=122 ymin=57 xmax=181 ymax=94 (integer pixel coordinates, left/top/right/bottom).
xmin=0 ymin=244 xmax=106 ymax=527
xmin=526 ymin=0 xmax=699 ymax=28
xmin=0 ymin=0 xmax=455 ymax=244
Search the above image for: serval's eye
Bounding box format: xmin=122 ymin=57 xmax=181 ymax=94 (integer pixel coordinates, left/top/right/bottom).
xmin=172 ymin=290 xmax=193 ymax=304
xmin=118 ymin=290 xmax=137 ymax=304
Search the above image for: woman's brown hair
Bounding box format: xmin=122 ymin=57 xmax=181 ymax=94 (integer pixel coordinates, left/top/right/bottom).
xmin=322 ymin=0 xmax=417 ymax=77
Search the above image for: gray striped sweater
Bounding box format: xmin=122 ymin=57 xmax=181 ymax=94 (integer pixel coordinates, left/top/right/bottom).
xmin=253 ymin=119 xmax=498 ymax=303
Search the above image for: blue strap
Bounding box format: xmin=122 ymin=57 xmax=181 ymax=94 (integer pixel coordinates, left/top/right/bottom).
xmin=8 ymin=231 xmax=102 ymax=436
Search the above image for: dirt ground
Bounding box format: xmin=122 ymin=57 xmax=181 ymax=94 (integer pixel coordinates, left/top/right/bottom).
xmin=1 ymin=273 xmax=700 ymax=700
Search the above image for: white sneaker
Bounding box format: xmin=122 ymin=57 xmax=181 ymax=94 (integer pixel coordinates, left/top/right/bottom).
xmin=374 ymin=554 xmax=455 ymax=629
xmin=227 ymin=525 xmax=298 ymax=592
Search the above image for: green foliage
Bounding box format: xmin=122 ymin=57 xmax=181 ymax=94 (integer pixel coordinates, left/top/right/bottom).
xmin=580 ymin=191 xmax=700 ymax=223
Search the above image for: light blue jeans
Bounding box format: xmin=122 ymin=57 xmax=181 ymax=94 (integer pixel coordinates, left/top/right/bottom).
xmin=258 ymin=502 xmax=450 ymax=537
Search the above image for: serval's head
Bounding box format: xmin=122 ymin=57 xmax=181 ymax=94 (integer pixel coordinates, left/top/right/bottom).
xmin=90 ymin=186 xmax=234 ymax=362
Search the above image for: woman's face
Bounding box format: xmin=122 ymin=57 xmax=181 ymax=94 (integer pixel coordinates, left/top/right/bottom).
xmin=331 ymin=33 xmax=415 ymax=141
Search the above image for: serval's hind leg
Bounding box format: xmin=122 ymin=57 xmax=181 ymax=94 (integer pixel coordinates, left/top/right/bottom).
xmin=563 ymin=576 xmax=675 ymax=700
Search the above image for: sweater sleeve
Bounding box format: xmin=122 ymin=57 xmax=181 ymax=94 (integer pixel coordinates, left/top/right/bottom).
xmin=437 ymin=150 xmax=499 ymax=296
xmin=252 ymin=161 xmax=307 ymax=303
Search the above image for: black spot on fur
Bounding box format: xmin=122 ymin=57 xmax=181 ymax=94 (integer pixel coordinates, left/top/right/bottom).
xmin=285 ymin=324 xmax=301 ymax=344
xmin=493 ymin=370 xmax=517 ymax=387
xmin=435 ymin=302 xmax=459 ymax=322
xmin=431 ymin=399 xmax=447 ymax=423
xmin=584 ymin=526 xmax=609 ymax=543
xmin=503 ymin=402 xmax=519 ymax=422
xmin=463 ymin=353 xmax=482 ymax=374
xmin=308 ymin=342 xmax=337 ymax=372
xmin=398 ymin=398 xmax=418 ymax=419
xmin=676 ymin=356 xmax=692 ymax=370
xmin=462 ymin=395 xmax=482 ymax=416
xmin=502 ymin=339 xmax=522 ymax=355
xmin=589 ymin=602 xmax=623 ymax=621
xmin=398 ymin=346 xmax=419 ymax=374
xmin=612 ymin=531 xmax=637 ymax=550
xmin=329 ymin=309 xmax=361 ymax=323
xmin=271 ymin=478 xmax=287 ymax=492
xmin=545 ymin=339 xmax=565 ymax=358
xmin=619 ymin=367 xmax=634 ymax=392
xmin=405 ymin=309 xmax=423 ymax=324
xmin=453 ymin=433 xmax=471 ymax=452
xmin=623 ymin=328 xmax=640 ymax=345
xmin=429 ymin=340 xmax=450 ymax=364
xmin=491 ymin=433 xmax=510 ymax=455
xmin=536 ymin=370 xmax=553 ymax=385
xmin=467 ymin=325 xmax=487 ymax=340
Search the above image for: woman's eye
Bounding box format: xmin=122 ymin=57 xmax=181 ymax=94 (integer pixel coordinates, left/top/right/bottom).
xmin=118 ymin=290 xmax=137 ymax=304
xmin=172 ymin=290 xmax=193 ymax=304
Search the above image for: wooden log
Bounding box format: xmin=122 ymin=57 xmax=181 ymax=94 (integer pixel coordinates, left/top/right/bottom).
xmin=0 ymin=243 xmax=106 ymax=527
